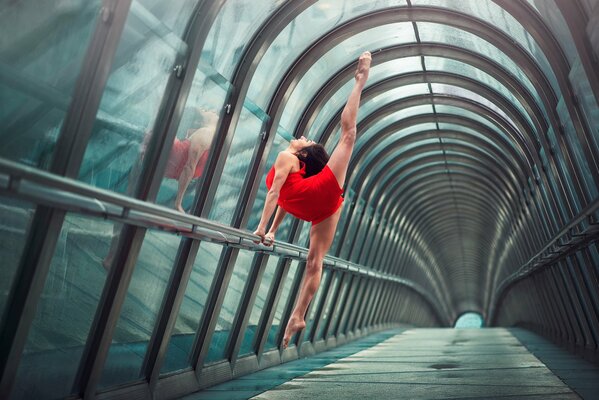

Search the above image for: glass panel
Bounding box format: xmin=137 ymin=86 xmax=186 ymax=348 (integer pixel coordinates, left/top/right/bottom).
xmin=353 ymin=106 xmax=434 ymax=154
xmin=248 ymin=126 xmax=295 ymax=241
xmin=359 ymin=211 xmax=379 ymax=264
xmin=302 ymin=269 xmax=331 ymax=342
xmin=318 ymin=83 xmax=432 ymax=152
xmin=580 ymin=0 xmax=598 ymax=14
xmin=365 ymin=83 xmax=431 ymax=113
xmin=425 ymin=56 xmax=537 ymax=131
xmin=78 ymin=0 xmax=189 ymax=195
xmin=569 ymin=59 xmax=599 ymax=152
xmin=207 ymin=100 xmax=268 ymax=224
xmin=296 ymin=220 xmax=311 ymax=248
xmin=248 ymin=0 xmax=408 ymax=110
xmin=339 ymin=198 xmax=364 ymax=259
xmin=331 ymin=189 xmax=354 ymax=254
xmin=556 ymin=97 xmax=597 ymax=206
xmin=202 ymin=0 xmax=285 ymax=79
xmin=416 ymin=21 xmax=546 ymax=113
xmin=354 ymin=124 xmax=438 ymax=176
xmin=341 ymin=278 xmax=365 ymax=333
xmin=154 ymin=66 xmax=230 ymax=213
xmin=525 ymin=0 xmax=578 ymax=65
xmin=327 ymin=275 xmax=351 ymax=339
xmin=290 ymin=57 xmax=422 ymax=138
xmin=238 ymin=255 xmax=280 ymax=356
xmin=329 ymin=119 xmax=438 ymax=159
xmin=433 ymin=104 xmax=505 ymax=136
xmin=0 ymin=1 xmax=101 ymax=168
xmin=161 ymin=241 xmax=223 ymax=374
xmin=338 ymin=197 xmax=365 ymax=260
xmin=12 ymin=215 xmax=113 ymax=400
xmin=280 ymin=29 xmax=418 ymax=133
xmin=0 ymin=198 xmax=34 ymax=325
xmin=539 ymin=144 xmax=568 ymax=223
xmin=204 ymin=250 xmax=255 ymax=364
xmin=588 ymin=244 xmax=599 ymax=276
xmin=99 ymin=229 xmax=180 ymax=388
xmin=412 ymin=0 xmax=560 ymax=94
xmin=265 ymin=260 xmax=300 ymax=350
xmin=315 ymin=273 xmax=340 ymax=341
xmin=350 ymin=205 xmax=373 ymax=262
xmin=310 ymin=79 xmax=356 ymax=140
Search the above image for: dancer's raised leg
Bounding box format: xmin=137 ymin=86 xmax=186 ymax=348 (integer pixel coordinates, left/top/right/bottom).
xmin=327 ymin=51 xmax=371 ymax=187
xmin=281 ymin=52 xmax=371 ymax=348
xmin=283 ymin=207 xmax=342 ymax=348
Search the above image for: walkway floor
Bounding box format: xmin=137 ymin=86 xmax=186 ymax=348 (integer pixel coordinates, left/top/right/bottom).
xmin=183 ymin=328 xmax=599 ymax=399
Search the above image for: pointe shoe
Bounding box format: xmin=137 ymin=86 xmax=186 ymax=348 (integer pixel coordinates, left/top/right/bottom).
xmin=355 ymin=51 xmax=372 ymax=83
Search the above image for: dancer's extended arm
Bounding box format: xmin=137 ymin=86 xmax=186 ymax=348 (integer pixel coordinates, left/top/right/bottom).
xmin=254 ymin=151 xmax=293 ymax=243
xmin=264 ymin=206 xmax=287 ymax=244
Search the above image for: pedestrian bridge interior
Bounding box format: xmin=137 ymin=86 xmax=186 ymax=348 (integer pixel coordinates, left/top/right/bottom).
xmin=0 ymin=1 xmax=598 ymax=399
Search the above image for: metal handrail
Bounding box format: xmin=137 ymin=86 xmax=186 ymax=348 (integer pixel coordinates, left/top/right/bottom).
xmin=0 ymin=158 xmax=449 ymax=325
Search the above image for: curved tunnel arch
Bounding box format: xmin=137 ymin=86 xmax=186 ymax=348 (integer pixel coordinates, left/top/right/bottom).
xmin=2 ymin=1 xmax=598 ymax=397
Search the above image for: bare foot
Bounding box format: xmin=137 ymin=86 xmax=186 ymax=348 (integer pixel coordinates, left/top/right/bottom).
xmin=282 ymin=316 xmax=306 ymax=349
xmin=355 ymin=51 xmax=372 ymax=84
xmin=176 ymin=204 xmax=186 ymax=214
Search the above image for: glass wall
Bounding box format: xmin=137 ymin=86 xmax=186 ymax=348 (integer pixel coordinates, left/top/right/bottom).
xmin=265 ymin=260 xmax=301 ymax=351
xmin=0 ymin=1 xmax=101 ymax=168
xmin=11 ymin=214 xmax=114 ymax=399
xmin=2 ymin=0 xmax=599 ymax=398
xmin=78 ymin=0 xmax=191 ymax=196
xmin=99 ymin=229 xmax=181 ymax=388
xmin=238 ymin=255 xmax=280 ymax=357
xmin=0 ymin=198 xmax=34 ymax=326
xmin=161 ymin=242 xmax=223 ymax=374
xmin=204 ymin=250 xmax=255 ymax=364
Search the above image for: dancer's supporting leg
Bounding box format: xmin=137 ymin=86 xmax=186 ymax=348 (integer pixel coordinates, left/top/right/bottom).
xmin=282 ymin=51 xmax=371 ymax=348
xmin=175 ymin=110 xmax=218 ymax=213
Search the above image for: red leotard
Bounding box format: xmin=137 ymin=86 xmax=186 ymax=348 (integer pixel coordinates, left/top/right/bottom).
xmin=164 ymin=138 xmax=209 ymax=180
xmin=266 ymin=160 xmax=344 ymax=224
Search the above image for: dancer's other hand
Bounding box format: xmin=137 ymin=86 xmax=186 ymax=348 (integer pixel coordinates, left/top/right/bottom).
xmin=253 ymin=228 xmax=266 ymax=244
xmin=355 ymin=51 xmax=372 ymax=84
xmin=264 ymin=231 xmax=275 ymax=246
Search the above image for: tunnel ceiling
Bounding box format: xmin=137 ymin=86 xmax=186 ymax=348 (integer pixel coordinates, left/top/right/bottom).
xmin=202 ymin=0 xmax=599 ymax=323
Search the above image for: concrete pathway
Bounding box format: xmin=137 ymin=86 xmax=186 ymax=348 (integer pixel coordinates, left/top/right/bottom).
xmin=184 ymin=328 xmax=599 ymax=399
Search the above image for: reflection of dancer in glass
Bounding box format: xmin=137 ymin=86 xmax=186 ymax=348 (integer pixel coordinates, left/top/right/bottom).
xmin=166 ymin=109 xmax=219 ymax=213
xmin=254 ymin=52 xmax=371 ymax=348
xmin=103 ymin=109 xmax=218 ymax=269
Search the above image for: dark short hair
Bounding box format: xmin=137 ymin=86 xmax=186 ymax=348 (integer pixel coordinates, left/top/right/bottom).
xmin=297 ymin=144 xmax=329 ymax=177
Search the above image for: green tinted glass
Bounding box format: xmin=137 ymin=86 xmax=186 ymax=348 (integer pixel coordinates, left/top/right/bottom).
xmin=238 ymin=255 xmax=281 ymax=356
xmin=100 ymin=229 xmax=181 ymax=388
xmin=205 ymin=250 xmax=255 ymax=364
xmin=12 ymin=214 xmax=109 ymax=399
xmin=161 ymin=242 xmax=223 ymax=374
xmin=0 ymin=1 xmax=101 ymax=168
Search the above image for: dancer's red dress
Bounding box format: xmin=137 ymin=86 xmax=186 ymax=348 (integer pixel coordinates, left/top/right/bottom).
xmin=164 ymin=138 xmax=209 ymax=179
xmin=266 ymin=161 xmax=344 ymax=224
